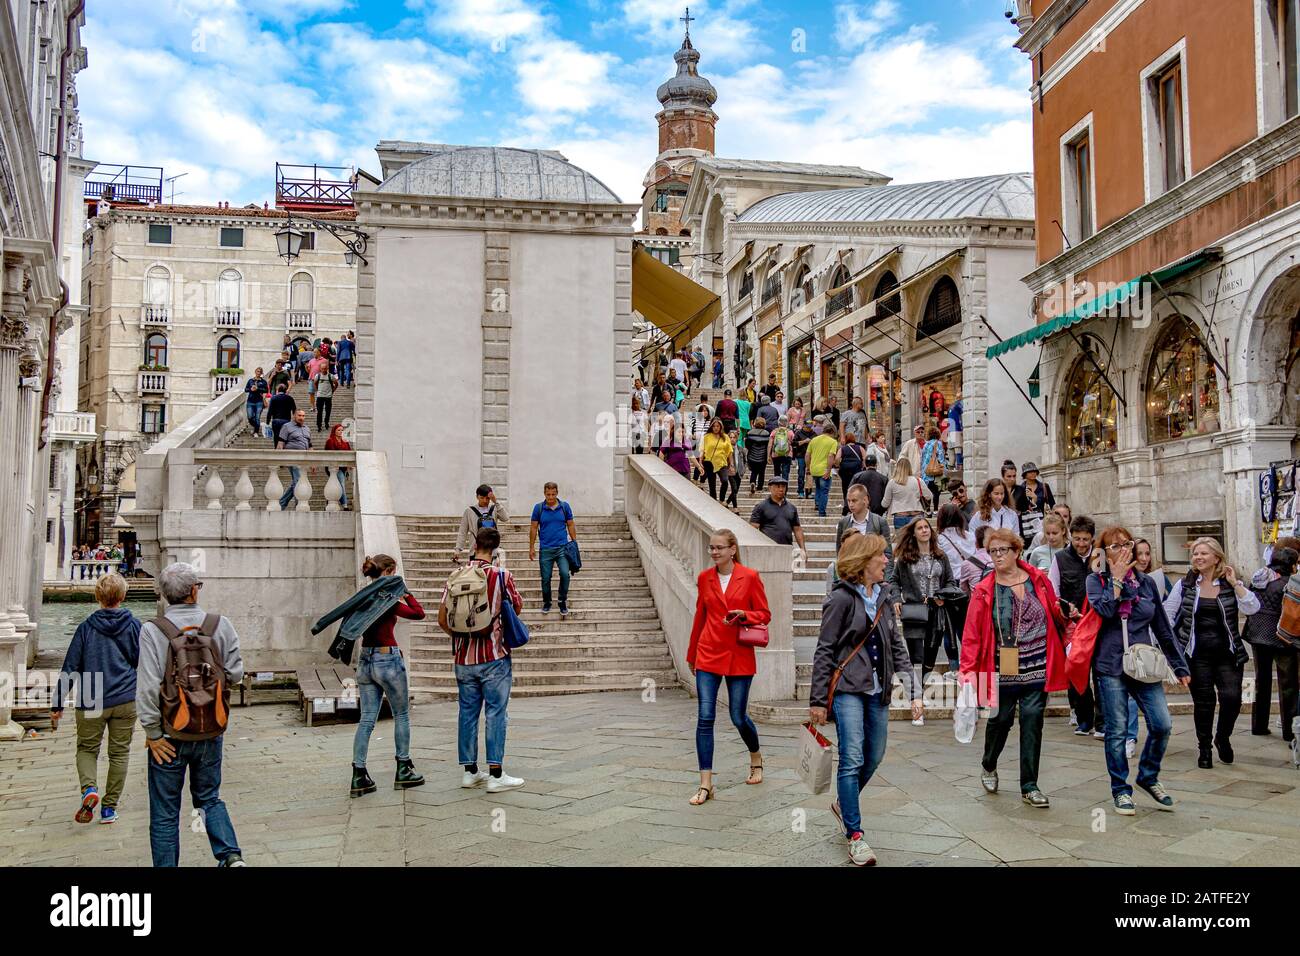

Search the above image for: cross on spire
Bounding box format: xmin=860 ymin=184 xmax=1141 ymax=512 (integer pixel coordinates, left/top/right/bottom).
xmin=680 ymin=7 xmax=694 ymax=39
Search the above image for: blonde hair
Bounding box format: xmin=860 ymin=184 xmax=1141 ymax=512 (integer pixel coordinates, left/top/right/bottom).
xmin=837 ymin=532 xmax=887 ymax=584
xmin=890 ymin=458 xmax=913 ymax=483
xmin=95 ymin=572 xmax=128 ymax=608
xmin=710 ymin=529 xmax=741 ymax=566
xmin=1042 ymin=513 xmax=1066 ymax=535
xmin=1188 ymin=536 xmax=1228 ymax=581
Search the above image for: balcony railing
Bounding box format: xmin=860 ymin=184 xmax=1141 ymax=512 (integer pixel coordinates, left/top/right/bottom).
xmin=138 ymin=371 xmax=169 ymax=396
xmin=214 ymin=308 xmax=242 ymax=329
xmin=213 ymin=375 xmax=240 ymax=397
xmin=285 ymin=310 xmax=315 ymax=332
xmin=826 ymin=288 xmax=854 ymax=316
xmin=50 ymin=410 xmax=96 ymax=443
xmin=141 ymin=304 xmax=170 ymax=327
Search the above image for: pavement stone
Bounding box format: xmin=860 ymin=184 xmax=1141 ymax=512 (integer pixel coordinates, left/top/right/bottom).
xmin=4 ymin=688 xmax=1299 ymax=867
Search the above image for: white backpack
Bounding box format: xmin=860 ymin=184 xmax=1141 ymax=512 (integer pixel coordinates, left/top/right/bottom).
xmin=446 ymin=563 xmax=492 ymax=634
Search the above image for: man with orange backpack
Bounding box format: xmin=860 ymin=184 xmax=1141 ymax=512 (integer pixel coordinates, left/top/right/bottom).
xmin=136 ymin=562 xmax=246 ymax=867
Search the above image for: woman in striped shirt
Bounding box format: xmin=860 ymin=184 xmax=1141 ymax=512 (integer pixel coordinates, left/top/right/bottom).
xmin=439 ymin=527 xmax=526 ymax=793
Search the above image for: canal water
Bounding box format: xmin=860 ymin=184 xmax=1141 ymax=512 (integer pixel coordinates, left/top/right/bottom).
xmin=35 ymin=597 xmax=160 ymax=667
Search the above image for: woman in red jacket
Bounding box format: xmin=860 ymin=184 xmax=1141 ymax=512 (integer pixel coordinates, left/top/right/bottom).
xmin=686 ymin=529 xmax=772 ymax=805
xmin=959 ymin=528 xmax=1072 ymax=808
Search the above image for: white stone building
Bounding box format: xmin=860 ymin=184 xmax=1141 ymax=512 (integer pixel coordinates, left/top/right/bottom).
xmin=682 ymin=166 xmax=1042 ymax=484
xmin=77 ymin=202 xmax=360 ymax=545
xmin=0 ymin=0 xmax=88 ymax=736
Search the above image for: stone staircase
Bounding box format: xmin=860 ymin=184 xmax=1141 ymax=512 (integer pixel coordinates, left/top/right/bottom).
xmin=200 ymin=380 xmax=357 ymax=510
xmin=397 ymin=513 xmax=679 ymax=700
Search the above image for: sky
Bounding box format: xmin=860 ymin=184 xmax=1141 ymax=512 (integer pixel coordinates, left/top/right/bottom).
xmin=79 ymin=0 xmax=1033 ymax=211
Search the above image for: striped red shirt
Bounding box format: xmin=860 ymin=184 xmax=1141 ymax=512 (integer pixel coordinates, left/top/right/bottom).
xmin=441 ymin=559 xmax=522 ymax=665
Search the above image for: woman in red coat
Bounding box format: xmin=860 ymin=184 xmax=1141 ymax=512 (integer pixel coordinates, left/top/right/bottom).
xmin=959 ymin=528 xmax=1072 ymax=808
xmin=686 ymin=529 xmax=772 ymax=805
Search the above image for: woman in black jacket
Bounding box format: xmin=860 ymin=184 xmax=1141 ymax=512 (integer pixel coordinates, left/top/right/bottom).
xmin=888 ymin=517 xmax=955 ymax=688
xmin=1246 ymin=546 xmax=1299 ymax=742
xmin=809 ymin=533 xmax=921 ymax=866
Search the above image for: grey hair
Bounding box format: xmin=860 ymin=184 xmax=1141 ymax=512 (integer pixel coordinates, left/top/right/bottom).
xmin=158 ymin=562 xmax=200 ymax=605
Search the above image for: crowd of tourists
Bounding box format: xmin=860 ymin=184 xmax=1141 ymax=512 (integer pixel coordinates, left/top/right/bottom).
xmin=70 ymin=542 xmax=140 ymax=578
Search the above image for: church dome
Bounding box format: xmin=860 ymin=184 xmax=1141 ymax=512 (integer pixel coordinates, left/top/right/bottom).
xmin=656 ymin=34 xmax=717 ymax=111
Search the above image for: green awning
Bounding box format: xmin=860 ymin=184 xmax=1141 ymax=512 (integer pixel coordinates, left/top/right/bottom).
xmin=985 ymin=250 xmax=1220 ymax=359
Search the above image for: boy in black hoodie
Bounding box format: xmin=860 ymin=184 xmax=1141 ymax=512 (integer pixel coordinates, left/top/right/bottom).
xmin=51 ymin=573 xmax=141 ymax=825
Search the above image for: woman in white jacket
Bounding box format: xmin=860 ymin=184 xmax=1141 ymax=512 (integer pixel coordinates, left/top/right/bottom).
xmin=968 ymin=478 xmax=1020 ymax=538
xmin=881 ymin=458 xmax=930 ymax=531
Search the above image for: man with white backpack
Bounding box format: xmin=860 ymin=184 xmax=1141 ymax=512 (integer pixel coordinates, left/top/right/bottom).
xmin=439 ymin=527 xmax=526 ymax=792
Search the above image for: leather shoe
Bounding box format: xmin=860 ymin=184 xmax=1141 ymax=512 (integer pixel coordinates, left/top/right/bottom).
xmin=1197 ymin=748 xmax=1213 ymax=769
xmin=1216 ymin=739 xmax=1234 ymax=764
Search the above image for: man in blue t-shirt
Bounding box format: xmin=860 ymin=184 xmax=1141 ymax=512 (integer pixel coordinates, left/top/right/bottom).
xmin=336 ymin=332 xmax=356 ymax=387
xmin=529 ymin=482 xmax=578 ymax=616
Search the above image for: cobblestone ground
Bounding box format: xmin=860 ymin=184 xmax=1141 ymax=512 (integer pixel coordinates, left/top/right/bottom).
xmin=3 ymin=689 xmax=1299 ymax=867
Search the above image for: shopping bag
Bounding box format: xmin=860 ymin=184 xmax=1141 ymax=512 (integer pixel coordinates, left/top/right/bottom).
xmin=953 ymin=681 xmax=978 ymax=744
xmin=797 ymin=721 xmax=835 ymax=794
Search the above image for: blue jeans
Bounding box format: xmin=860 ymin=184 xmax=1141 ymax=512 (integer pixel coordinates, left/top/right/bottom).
xmin=330 ymin=466 xmax=349 ymax=508
xmin=339 ymin=359 xmax=353 ymax=385
xmin=455 ymin=657 xmax=513 ymax=766
xmin=795 ymin=456 xmax=808 ymax=494
xmin=279 ymin=466 xmax=301 ymax=510
xmin=1126 ymin=697 xmax=1139 ymax=739
xmin=813 ymin=475 xmax=832 ymax=516
xmin=270 ymin=418 xmax=288 ymax=445
xmin=694 ymin=670 xmax=760 ymax=771
xmin=353 ymin=648 xmax=411 ymax=765
xmin=146 ymin=736 xmax=241 ymax=867
xmin=831 ymin=691 xmax=890 ymax=836
xmin=245 ymin=400 xmax=262 ymax=432
xmin=1097 ymin=673 xmax=1173 ymax=796
xmin=539 ymin=546 xmax=570 ymax=609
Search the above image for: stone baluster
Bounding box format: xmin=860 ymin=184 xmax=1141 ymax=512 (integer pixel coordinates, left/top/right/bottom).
xmin=234 ymin=467 xmax=254 ymax=510
xmin=294 ymin=466 xmax=313 ymax=511
xmin=263 ymin=468 xmax=284 ymax=511
xmin=204 ymin=468 xmax=225 ymax=509
xmin=323 ymin=467 xmax=342 ymax=512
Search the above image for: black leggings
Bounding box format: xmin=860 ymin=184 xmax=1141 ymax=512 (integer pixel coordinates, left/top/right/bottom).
xmin=316 ymin=396 xmax=332 ymax=431
xmin=1190 ymin=652 xmax=1243 ymax=749
xmin=703 ymin=461 xmax=723 ymax=500
xmin=1252 ymin=644 xmax=1299 ymax=739
xmin=726 ymin=471 xmax=740 ymax=506
xmin=748 ymin=461 xmax=766 ymax=490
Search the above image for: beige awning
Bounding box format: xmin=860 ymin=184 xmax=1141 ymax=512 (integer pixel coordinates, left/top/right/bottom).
xmin=807 ymin=247 xmax=850 ymax=286
xmin=632 ymin=246 xmax=723 ymax=352
xmin=898 ymin=247 xmax=965 ymax=292
xmin=771 ymin=243 xmax=812 ymax=275
xmin=724 ymin=240 xmax=755 ymax=274
xmin=112 ymin=494 xmax=136 ymax=530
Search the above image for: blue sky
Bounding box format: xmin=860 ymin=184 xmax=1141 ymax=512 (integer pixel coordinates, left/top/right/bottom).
xmin=80 ymin=0 xmax=1032 ymax=211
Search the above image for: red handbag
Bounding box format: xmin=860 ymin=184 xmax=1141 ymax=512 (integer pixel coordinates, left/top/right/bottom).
xmin=738 ymin=624 xmax=769 ymax=647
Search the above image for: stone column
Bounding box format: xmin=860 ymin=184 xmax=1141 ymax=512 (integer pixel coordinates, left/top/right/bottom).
xmin=15 ymin=354 xmax=42 ymax=665
xmin=0 ymin=314 xmax=29 ymax=739
xmin=481 ymin=232 xmax=512 ymax=508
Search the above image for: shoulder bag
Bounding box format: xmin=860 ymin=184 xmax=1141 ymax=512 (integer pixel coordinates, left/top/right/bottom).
xmin=826 ymin=600 xmax=886 ymax=710
xmin=1121 ymin=616 xmax=1169 ymax=682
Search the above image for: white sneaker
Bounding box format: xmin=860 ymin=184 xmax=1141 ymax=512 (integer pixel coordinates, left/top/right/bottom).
xmin=461 ymin=770 xmax=489 ymax=788
xmin=1125 ymin=739 xmax=1137 ymax=759
xmin=1069 ymin=711 xmax=1078 ymax=727
xmin=911 ymin=715 xmax=925 ymax=726
xmin=486 ymin=773 xmax=525 ymax=793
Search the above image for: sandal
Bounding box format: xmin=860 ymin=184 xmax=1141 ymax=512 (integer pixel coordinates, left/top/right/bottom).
xmin=747 ymin=757 xmax=764 ymax=786
xmin=689 ymin=785 xmax=715 ymax=806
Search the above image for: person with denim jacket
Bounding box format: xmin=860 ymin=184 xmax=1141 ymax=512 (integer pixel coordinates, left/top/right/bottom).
xmin=346 ymin=554 xmax=426 ymax=798
xmin=1085 ymin=527 xmax=1191 ymax=815
xmin=810 ymin=532 xmax=920 ymax=866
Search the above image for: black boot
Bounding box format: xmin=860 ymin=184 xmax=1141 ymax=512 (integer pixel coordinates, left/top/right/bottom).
xmin=395 ymin=757 xmax=425 ymax=790
xmin=1197 ymin=747 xmax=1213 ymax=769
xmin=351 ymin=765 xmax=376 ymax=798
xmin=1216 ymin=737 xmax=1234 ymax=764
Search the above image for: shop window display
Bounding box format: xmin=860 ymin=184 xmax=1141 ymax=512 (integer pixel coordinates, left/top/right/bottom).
xmin=1063 ymin=355 xmax=1119 ymax=459
xmin=1145 ymin=318 xmax=1221 ymax=442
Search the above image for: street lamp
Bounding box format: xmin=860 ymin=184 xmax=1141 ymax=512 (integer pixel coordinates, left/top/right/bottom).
xmin=274 ymin=210 xmax=369 ymax=267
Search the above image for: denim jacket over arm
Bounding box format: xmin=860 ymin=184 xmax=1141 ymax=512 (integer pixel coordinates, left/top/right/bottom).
xmin=311 ymin=575 xmax=410 ymax=645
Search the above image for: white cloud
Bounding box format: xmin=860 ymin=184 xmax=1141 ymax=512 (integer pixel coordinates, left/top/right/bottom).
xmin=419 ymin=0 xmax=547 ymax=44
xmin=833 ymin=1 xmax=899 ymax=50
xmin=515 ymin=38 xmax=620 ymax=114
xmin=619 ymin=0 xmax=765 ymax=64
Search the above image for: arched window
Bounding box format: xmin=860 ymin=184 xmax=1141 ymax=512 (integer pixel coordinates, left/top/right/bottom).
xmin=216 ymin=335 xmax=240 ymax=370
xmin=145 ymin=266 xmax=170 ymax=305
xmin=655 ymin=227 xmax=668 ymax=236
xmin=918 ymin=276 xmax=961 ymax=339
xmin=289 ymin=271 xmax=314 ymax=312
xmin=827 ymin=264 xmax=853 ymax=315
xmin=868 ymin=271 xmax=901 ymax=330
xmin=1063 ymin=352 xmax=1119 ymax=459
xmin=792 ymin=265 xmax=812 ymax=310
xmin=143 ymin=333 xmax=168 ymax=367
xmin=679 ymin=228 xmax=691 ymax=237
xmin=1145 ymin=317 xmax=1221 ymax=441
xmin=217 ymin=269 xmax=242 ymax=310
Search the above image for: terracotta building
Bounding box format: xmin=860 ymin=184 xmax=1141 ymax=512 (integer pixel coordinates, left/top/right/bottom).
xmin=998 ymin=0 xmax=1300 ymax=571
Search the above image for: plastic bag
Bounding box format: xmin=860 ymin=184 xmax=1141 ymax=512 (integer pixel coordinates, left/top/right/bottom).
xmin=953 ymin=681 xmax=978 ymax=744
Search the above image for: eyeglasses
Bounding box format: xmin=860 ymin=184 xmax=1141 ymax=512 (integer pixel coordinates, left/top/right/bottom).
xmin=987 ymin=547 xmax=1017 ymax=557
xmin=1104 ymin=541 xmax=1133 ymax=553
